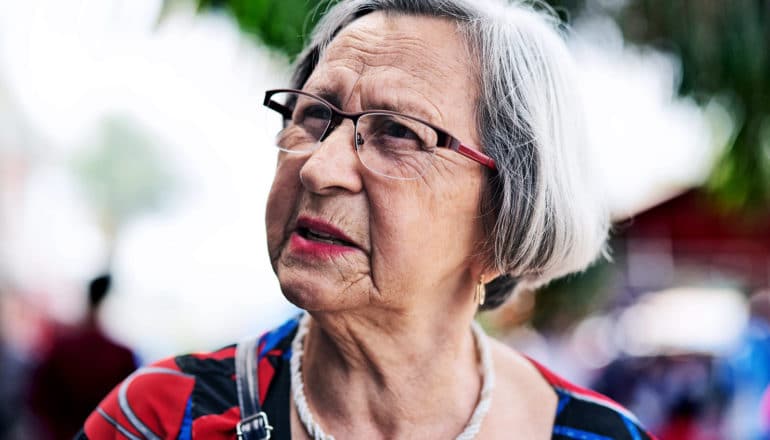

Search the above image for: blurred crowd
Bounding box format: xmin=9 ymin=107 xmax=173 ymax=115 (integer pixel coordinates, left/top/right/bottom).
xmin=592 ymin=290 xmax=770 ymax=439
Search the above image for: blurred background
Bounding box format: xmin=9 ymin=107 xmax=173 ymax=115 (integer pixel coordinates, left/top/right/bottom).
xmin=0 ymin=0 xmax=767 ymax=439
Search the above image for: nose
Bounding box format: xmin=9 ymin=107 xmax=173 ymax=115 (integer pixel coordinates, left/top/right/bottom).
xmin=298 ymin=120 xmax=364 ymax=195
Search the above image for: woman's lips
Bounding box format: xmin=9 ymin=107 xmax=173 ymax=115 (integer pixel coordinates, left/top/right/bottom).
xmin=288 ymin=216 xmax=361 ymax=257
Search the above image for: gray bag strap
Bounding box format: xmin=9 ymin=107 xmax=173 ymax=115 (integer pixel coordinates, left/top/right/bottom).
xmin=235 ymin=337 xmax=274 ymax=440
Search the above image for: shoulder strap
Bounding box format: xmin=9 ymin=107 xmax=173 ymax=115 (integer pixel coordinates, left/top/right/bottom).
xmin=235 ymin=336 xmax=274 ymax=440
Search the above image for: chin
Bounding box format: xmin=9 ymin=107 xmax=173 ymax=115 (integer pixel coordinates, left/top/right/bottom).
xmin=277 ymin=264 xmax=365 ymax=312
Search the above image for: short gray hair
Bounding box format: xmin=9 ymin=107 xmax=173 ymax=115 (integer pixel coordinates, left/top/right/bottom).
xmin=290 ymin=0 xmax=610 ymax=309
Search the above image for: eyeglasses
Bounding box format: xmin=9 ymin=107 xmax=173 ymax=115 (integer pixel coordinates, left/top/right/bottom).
xmin=263 ymin=89 xmax=496 ymax=180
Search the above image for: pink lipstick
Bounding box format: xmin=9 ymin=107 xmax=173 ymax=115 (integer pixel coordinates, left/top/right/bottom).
xmin=288 ymin=216 xmax=360 ymax=257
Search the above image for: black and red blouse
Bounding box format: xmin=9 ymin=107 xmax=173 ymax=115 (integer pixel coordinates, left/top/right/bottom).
xmin=79 ymin=315 xmax=655 ymax=440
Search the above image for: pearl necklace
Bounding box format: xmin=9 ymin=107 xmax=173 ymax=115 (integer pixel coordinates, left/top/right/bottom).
xmin=290 ymin=313 xmax=496 ymax=440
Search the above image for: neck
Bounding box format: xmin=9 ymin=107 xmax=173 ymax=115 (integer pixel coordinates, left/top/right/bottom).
xmin=299 ymin=305 xmax=483 ymax=439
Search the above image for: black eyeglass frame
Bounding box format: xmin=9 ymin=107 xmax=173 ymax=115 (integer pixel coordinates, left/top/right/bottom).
xmin=263 ymin=88 xmax=496 ymax=171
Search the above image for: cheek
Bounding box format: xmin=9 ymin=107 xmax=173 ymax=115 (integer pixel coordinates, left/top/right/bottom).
xmin=368 ymin=175 xmax=484 ymax=272
xmin=368 ymin=187 xmax=417 ymax=240
xmin=367 ymin=187 xmax=439 ymax=277
xmin=265 ymin=159 xmax=302 ymax=259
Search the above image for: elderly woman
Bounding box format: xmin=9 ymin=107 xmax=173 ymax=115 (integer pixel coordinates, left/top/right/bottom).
xmin=80 ymin=0 xmax=654 ymax=439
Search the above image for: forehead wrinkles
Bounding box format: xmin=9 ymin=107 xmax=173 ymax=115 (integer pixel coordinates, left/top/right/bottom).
xmin=320 ymin=18 xmax=460 ymax=88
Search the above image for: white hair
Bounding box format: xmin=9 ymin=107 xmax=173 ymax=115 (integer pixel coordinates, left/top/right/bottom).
xmin=290 ymin=0 xmax=610 ymax=309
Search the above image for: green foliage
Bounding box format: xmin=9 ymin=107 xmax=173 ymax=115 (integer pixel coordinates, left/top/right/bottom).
xmin=615 ymin=0 xmax=770 ymax=212
xmin=195 ymin=0 xmax=338 ymax=60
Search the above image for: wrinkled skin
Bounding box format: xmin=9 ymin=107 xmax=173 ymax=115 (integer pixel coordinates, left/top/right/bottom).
xmin=265 ymin=12 xmax=488 ymax=318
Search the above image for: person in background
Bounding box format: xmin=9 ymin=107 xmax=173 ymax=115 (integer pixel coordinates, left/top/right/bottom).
xmin=29 ymin=274 xmax=137 ymax=440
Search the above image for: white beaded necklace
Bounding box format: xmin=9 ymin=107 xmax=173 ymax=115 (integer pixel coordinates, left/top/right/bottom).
xmin=290 ymin=313 xmax=496 ymax=440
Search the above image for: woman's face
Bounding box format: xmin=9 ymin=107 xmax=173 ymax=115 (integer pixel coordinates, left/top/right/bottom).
xmin=266 ymin=12 xmax=486 ymax=314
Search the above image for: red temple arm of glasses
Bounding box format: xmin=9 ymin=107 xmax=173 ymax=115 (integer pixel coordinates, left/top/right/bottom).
xmin=456 ymin=144 xmax=497 ymax=170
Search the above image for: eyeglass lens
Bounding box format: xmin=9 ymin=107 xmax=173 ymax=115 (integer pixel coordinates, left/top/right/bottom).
xmin=271 ymin=91 xmax=436 ymax=180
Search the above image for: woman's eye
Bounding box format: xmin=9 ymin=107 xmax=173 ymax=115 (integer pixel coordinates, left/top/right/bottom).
xmin=298 ymin=104 xmax=329 ymax=121
xmin=382 ymin=121 xmax=419 ymax=140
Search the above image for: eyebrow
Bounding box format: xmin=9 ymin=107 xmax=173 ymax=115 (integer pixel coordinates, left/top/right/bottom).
xmin=371 ymin=100 xmax=436 ymax=123
xmin=306 ymin=85 xmax=344 ymax=109
xmin=305 ymin=85 xmax=438 ymax=124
